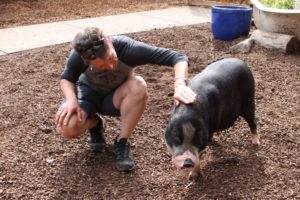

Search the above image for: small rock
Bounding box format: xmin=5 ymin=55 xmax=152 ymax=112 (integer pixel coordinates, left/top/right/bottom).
xmin=46 ymin=158 xmax=55 ymax=164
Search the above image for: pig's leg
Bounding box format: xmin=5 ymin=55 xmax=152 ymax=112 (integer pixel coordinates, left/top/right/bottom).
xmin=188 ymin=151 xmax=206 ymax=181
xmin=244 ymin=116 xmax=260 ymax=145
xmin=188 ymin=163 xmax=200 ymax=181
xmin=242 ymin=105 xmax=260 ymax=145
xmin=250 ymin=129 xmax=260 ymax=145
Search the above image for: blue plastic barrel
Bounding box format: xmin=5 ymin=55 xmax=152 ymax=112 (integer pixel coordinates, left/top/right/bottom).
xmin=211 ymin=6 xmax=253 ymax=41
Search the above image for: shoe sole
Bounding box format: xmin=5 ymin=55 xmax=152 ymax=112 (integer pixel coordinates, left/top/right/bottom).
xmin=116 ymin=164 xmax=135 ymax=172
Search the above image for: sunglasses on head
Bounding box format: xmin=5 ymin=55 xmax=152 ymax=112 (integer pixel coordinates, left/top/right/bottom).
xmin=82 ymin=38 xmax=105 ymax=60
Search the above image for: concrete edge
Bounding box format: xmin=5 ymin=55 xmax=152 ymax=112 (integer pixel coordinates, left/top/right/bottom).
xmin=0 ymin=50 xmax=7 ymax=56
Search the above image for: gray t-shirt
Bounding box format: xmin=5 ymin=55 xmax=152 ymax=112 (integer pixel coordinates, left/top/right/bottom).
xmin=81 ymin=60 xmax=133 ymax=93
xmin=61 ymin=35 xmax=189 ymax=94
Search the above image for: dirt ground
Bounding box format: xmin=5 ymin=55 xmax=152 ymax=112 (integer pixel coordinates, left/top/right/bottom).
xmin=0 ymin=0 xmax=185 ymax=29
xmin=1 ymin=1 xmax=299 ymax=200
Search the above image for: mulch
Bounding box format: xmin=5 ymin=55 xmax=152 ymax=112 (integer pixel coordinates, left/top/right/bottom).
xmin=0 ymin=1 xmax=299 ymax=199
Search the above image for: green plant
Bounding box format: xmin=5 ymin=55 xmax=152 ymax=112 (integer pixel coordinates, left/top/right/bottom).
xmin=260 ymin=0 xmax=295 ymax=9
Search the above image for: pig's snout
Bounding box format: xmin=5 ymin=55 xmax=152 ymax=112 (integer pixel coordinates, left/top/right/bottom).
xmin=182 ymin=158 xmax=194 ymax=169
xmin=172 ymin=150 xmax=198 ymax=171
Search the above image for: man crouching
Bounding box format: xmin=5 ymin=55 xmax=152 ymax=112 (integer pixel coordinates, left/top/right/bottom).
xmin=55 ymin=27 xmax=196 ymax=172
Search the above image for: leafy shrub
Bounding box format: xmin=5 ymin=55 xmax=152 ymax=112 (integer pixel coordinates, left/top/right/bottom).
xmin=260 ymin=0 xmax=295 ymax=9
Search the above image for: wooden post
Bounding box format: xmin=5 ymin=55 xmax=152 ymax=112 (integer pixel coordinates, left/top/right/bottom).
xmin=251 ymin=29 xmax=299 ymax=53
xmin=229 ymin=29 xmax=299 ymax=54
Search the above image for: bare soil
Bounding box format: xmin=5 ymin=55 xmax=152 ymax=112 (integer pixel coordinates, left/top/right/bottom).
xmin=0 ymin=0 xmax=185 ymax=29
xmin=0 ymin=1 xmax=299 ymax=200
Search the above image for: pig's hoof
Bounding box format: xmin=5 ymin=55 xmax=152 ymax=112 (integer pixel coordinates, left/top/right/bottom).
xmin=251 ymin=135 xmax=260 ymax=145
xmin=188 ymin=171 xmax=200 ymax=181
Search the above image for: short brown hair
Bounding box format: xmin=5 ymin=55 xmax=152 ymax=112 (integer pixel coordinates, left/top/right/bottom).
xmin=72 ymin=27 xmax=110 ymax=60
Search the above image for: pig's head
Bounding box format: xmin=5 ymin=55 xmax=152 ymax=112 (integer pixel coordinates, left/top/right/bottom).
xmin=165 ymin=104 xmax=208 ymax=176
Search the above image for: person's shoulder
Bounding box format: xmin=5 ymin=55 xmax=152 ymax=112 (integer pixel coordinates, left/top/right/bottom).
xmin=112 ymin=35 xmax=139 ymax=54
xmin=67 ymin=49 xmax=88 ymax=67
xmin=112 ymin=35 xmax=135 ymax=46
xmin=68 ymin=49 xmax=80 ymax=60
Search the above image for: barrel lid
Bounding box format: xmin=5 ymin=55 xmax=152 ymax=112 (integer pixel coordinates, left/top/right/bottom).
xmin=212 ymin=6 xmax=253 ymax=14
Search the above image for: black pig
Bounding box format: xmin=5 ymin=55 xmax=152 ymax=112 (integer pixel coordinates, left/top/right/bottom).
xmin=165 ymin=58 xmax=260 ymax=180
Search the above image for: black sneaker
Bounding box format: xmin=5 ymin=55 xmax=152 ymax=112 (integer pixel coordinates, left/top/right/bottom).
xmin=89 ymin=115 xmax=106 ymax=153
xmin=114 ymin=137 xmax=135 ymax=172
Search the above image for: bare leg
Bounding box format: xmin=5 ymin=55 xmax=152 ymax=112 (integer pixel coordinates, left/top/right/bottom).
xmin=56 ymin=109 xmax=97 ymax=139
xmin=113 ymin=75 xmax=148 ymax=140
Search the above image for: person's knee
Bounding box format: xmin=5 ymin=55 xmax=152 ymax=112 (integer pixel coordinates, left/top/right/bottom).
xmin=129 ymin=76 xmax=148 ymax=101
xmin=56 ymin=116 xmax=85 ymax=139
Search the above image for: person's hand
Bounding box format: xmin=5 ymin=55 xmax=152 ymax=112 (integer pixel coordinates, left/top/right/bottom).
xmin=174 ymin=84 xmax=196 ymax=106
xmin=55 ymin=99 xmax=82 ymax=127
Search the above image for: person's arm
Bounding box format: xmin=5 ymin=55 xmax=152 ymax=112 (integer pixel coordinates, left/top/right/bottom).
xmin=114 ymin=36 xmax=196 ymax=105
xmin=113 ymin=36 xmax=188 ymax=67
xmin=60 ymin=79 xmax=77 ymax=103
xmin=55 ymin=79 xmax=83 ymax=127
xmin=173 ymin=61 xmax=196 ymax=106
xmin=55 ymin=50 xmax=87 ymax=126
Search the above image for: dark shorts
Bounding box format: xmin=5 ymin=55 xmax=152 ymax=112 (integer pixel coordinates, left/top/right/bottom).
xmin=76 ymin=82 xmax=121 ymax=117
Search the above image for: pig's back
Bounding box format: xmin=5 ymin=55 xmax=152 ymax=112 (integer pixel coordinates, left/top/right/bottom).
xmin=188 ymin=58 xmax=255 ymax=132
